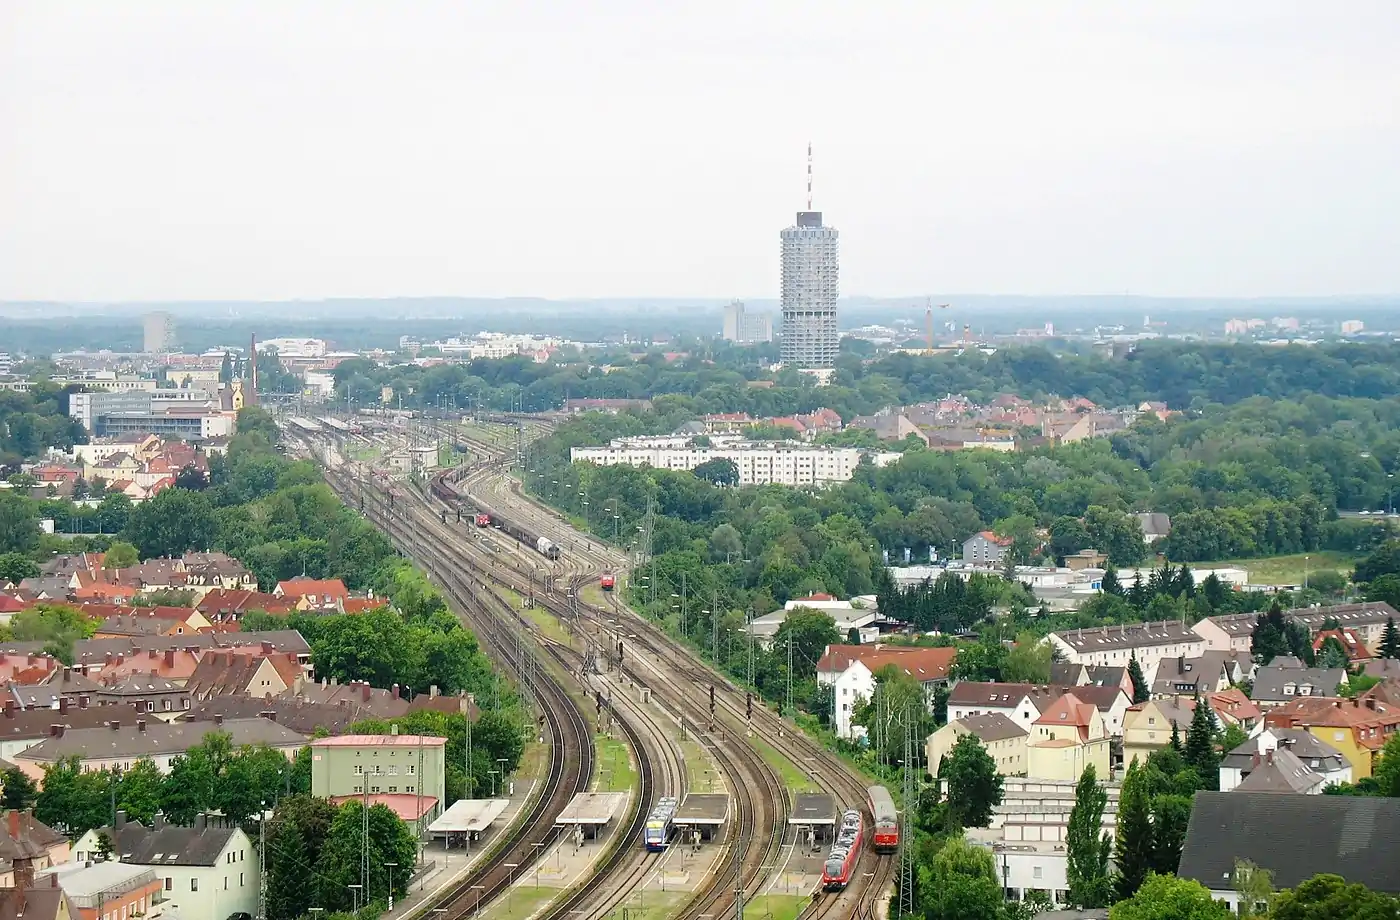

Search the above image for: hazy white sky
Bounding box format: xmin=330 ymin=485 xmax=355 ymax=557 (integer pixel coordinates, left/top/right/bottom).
xmin=2 ymin=1 xmax=1398 ymax=302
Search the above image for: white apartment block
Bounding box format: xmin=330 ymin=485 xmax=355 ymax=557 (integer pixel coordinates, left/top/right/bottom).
xmin=1047 ymin=621 xmax=1204 ymax=685
xmin=570 ymin=441 xmax=897 ymax=486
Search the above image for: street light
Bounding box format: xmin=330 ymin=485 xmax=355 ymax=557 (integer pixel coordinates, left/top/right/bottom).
xmin=488 ymin=769 xmax=500 ymax=796
xmin=347 ymin=884 xmax=363 ymax=914
xmin=470 ymin=885 xmax=486 ymax=917
xmin=497 ymin=758 xmax=509 ymax=795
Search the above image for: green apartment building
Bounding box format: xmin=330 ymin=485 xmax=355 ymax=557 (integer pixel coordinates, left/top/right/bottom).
xmin=310 ymin=734 xmax=448 ymax=836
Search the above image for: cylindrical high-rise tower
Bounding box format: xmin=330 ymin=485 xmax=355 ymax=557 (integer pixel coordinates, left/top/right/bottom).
xmin=779 ymin=210 xmax=839 ymax=369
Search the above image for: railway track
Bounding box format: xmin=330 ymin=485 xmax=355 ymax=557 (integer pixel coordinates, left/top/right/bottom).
xmin=451 ymin=452 xmax=899 ymax=917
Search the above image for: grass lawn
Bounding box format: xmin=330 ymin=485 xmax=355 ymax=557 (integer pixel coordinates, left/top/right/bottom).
xmin=1200 ymin=551 xmax=1356 ymax=587
xmin=520 ymin=603 xmax=575 ymax=648
xmin=744 ymin=894 xmax=813 ymax=920
xmin=581 ymin=582 xmax=608 ymax=608
xmin=749 ymin=736 xmax=816 ymax=793
xmin=682 ymin=737 xmax=725 ymax=793
xmin=519 ymin=739 xmax=549 ymax=778
xmin=475 ymin=887 xmax=556 ymax=920
xmin=606 ymin=891 xmax=684 ymax=920
xmin=594 ymin=735 xmax=637 ymax=792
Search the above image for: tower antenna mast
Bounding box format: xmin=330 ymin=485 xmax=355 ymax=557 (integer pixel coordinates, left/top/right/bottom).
xmin=806 ymin=142 xmax=813 ymax=211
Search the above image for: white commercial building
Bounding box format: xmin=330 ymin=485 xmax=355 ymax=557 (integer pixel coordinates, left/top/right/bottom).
xmin=570 ymin=440 xmax=897 ymax=486
xmin=258 ymin=337 xmax=327 ymax=358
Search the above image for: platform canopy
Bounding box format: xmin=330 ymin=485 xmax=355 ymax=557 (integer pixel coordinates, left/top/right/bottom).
xmin=675 ymin=793 xmax=730 ymax=826
xmin=557 ymin=792 xmax=627 ymax=825
xmin=427 ymin=798 xmax=510 ymax=835
xmin=790 ymin=793 xmax=837 ymax=825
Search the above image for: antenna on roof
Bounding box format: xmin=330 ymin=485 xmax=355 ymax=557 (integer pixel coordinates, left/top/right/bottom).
xmin=806 ymin=142 xmax=813 ymax=210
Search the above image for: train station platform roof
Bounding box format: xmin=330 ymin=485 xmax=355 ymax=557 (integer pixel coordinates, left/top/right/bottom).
xmin=427 ymin=798 xmax=510 ymax=836
xmin=790 ymin=793 xmax=836 ymax=825
xmin=675 ymin=794 xmax=729 ymax=827
xmin=557 ymin=792 xmax=627 ymax=826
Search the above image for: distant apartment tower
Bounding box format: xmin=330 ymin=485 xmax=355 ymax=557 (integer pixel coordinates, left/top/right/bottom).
xmin=779 ymin=211 xmax=839 ymax=369
xmin=722 ymin=300 xmax=774 ymax=345
xmin=143 ymin=311 xmax=176 ymax=353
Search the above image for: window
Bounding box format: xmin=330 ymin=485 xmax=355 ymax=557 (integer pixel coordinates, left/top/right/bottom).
xmin=407 ymin=765 xmax=415 ymax=775
xmin=354 ymin=765 xmax=363 ymax=775
xmin=191 ymin=879 xmax=198 ymax=892
xmin=224 ymin=877 xmax=228 ymax=890
xmin=240 ymin=873 xmax=245 ymax=887
xmin=388 ymin=765 xmax=398 ymax=775
xmin=163 ymin=699 xmax=172 ymax=711
xmin=182 ymin=698 xmax=190 ymax=710
xmin=165 ymin=879 xmax=172 ymax=891
xmin=1033 ymin=867 xmax=1043 ymax=880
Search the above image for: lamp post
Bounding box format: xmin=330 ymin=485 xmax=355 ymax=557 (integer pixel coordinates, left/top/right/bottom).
xmin=347 ymin=884 xmax=362 ymax=914
xmin=470 ymin=885 xmax=486 ymax=918
xmin=488 ymin=770 xmax=499 ymax=797
xmin=384 ymin=863 xmax=398 ymax=911
xmin=497 ymin=758 xmax=509 ymax=795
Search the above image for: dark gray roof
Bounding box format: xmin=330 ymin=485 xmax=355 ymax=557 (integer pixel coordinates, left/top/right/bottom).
xmin=95 ymin=815 xmax=243 ymax=867
xmin=185 ymin=696 xmax=359 ymax=736
xmin=16 ymin=717 xmax=307 ymax=761
xmin=1179 ymin=792 xmax=1400 ymax=893
xmin=1203 ymin=602 xmax=1399 ymax=639
xmin=1221 ymin=729 xmax=1347 ymax=774
xmin=69 ymin=629 xmax=311 ymax=663
xmin=1136 ymin=512 xmax=1171 ymax=537
xmin=1250 ymin=664 xmax=1344 ymax=703
xmin=1049 ymin=661 xmax=1087 ymax=685
xmin=1232 ymin=748 xmax=1323 ymax=794
xmin=1053 ymin=620 xmax=1200 ymax=654
xmin=1084 ymin=665 xmax=1128 ymax=688
xmin=1151 ymin=652 xmax=1230 ymax=696
xmin=956 ymin=712 xmax=1027 ymax=742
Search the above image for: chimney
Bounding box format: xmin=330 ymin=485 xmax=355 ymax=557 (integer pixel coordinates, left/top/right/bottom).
xmin=164 ymin=649 xmax=175 ymax=668
xmin=1178 ymin=654 xmax=1185 ymax=671
xmin=58 ymin=698 xmax=68 ymax=714
xmin=105 ymin=651 xmax=114 ymax=665
xmin=261 ymin=641 xmax=273 ymax=654
xmin=260 ymin=710 xmax=276 ymax=722
xmin=48 ymin=724 xmax=61 ymax=737
xmin=214 ymin=714 xmax=223 ymax=725
xmin=147 ymin=649 xmax=157 ymax=660
xmin=1265 ymin=750 xmax=1275 ymax=766
xmin=8 ymin=809 xmax=20 ymax=840
xmin=195 ymin=814 xmax=207 ymax=831
xmin=109 ymin=720 xmax=120 ymax=731
xmin=391 ymin=683 xmax=399 ymax=700
xmin=1366 ymin=697 xmax=1377 ymax=711
xmin=13 ymin=855 xmax=33 ymax=911
xmin=62 ymin=667 xmax=71 ymax=684
xmin=137 ymin=719 xmax=146 ymax=733
xmin=361 ymin=682 xmax=371 ymax=702
xmin=1251 ymin=752 xmax=1260 ymax=768
xmin=430 ymin=684 xmax=440 ymax=699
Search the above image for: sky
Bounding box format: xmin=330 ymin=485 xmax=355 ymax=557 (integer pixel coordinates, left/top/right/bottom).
xmin=2 ymin=1 xmax=1398 ymax=303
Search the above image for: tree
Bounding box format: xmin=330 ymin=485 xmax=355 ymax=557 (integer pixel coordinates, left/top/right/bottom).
xmin=1001 ymin=633 xmax=1051 ymax=684
xmin=1085 ymin=505 xmax=1147 ymax=566
xmin=115 ymin=757 xmax=165 ymax=824
xmin=1232 ymin=859 xmax=1275 ymax=920
xmin=122 ymin=487 xmax=218 ymax=558
xmin=1100 ymin=565 xmax=1123 ymax=596
xmin=1316 ymin=636 xmax=1349 ymax=670
xmin=1271 ymin=873 xmax=1400 ymax=920
xmin=314 ymin=801 xmax=418 ymax=912
xmin=1373 ymin=730 xmax=1400 ymax=798
xmin=1128 ymin=654 xmax=1150 ymax=704
xmin=692 ymin=457 xmax=739 ymax=487
xmin=939 ymin=734 xmax=1004 ymax=830
xmin=1108 ymin=873 xmax=1230 ymax=920
xmin=266 ymin=814 xmax=313 ymax=920
xmin=708 ymin=523 xmax=744 ymax=562
xmin=0 ymin=552 xmax=40 ymax=584
xmin=1148 ymin=794 xmax=1193 ymax=875
xmin=0 ymin=766 xmax=37 ymax=811
xmin=924 ymin=835 xmax=1004 ymax=920
xmin=1049 ymin=515 xmax=1091 ymax=561
xmin=1251 ymin=598 xmax=1291 ymax=665
xmin=174 ymin=465 xmax=209 ymax=491
xmin=1381 ymin=617 xmax=1400 ymax=660
xmin=1184 ymin=696 xmax=1220 ymax=790
xmin=1114 ymin=761 xmax=1154 ymax=902
xmin=0 ymin=493 xmax=40 ymax=555
xmin=1065 ymin=764 xmax=1113 ymax=909
xmin=35 ymin=756 xmax=112 ymax=837
xmin=101 ymin=541 xmax=139 ymax=569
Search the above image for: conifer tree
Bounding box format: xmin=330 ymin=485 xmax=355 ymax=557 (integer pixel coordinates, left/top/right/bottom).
xmin=1114 ymin=761 xmax=1154 ymax=902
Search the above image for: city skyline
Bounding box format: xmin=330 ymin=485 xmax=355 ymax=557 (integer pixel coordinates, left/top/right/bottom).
xmin=2 ymin=2 xmax=1398 ymax=302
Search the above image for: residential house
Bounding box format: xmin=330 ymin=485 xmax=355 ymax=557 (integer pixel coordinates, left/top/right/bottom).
xmin=273 ymin=578 xmax=349 ymax=612
xmin=91 ymin=674 xmax=190 ymax=720
xmin=0 ymin=876 xmax=69 ymax=920
xmin=1084 ymin=665 xmax=1136 ymax=698
xmin=1207 ymin=688 xmax=1263 ymax=732
xmin=1178 ymin=793 xmax=1400 ymax=910
xmin=0 ymin=598 xmax=24 ymax=625
xmin=1231 ymin=747 xmax=1329 ymax=794
xmin=1363 ymin=659 xmax=1400 ymax=681
xmin=926 ymin=713 xmax=1028 ymax=777
xmin=1312 ymin=627 xmax=1373 ymax=663
xmin=310 ymin=735 xmax=448 ymax=835
xmin=194 ymin=589 xmax=297 ymax=625
xmin=1049 ymin=662 xmax=1089 ymax=686
xmin=962 ymin=532 xmax=1012 ymax=566
xmin=1219 ymin=728 xmax=1351 ymax=792
xmin=185 ymin=698 xmax=362 ymax=737
xmin=848 ymin=412 xmax=928 ymax=445
xmin=1150 ymin=653 xmax=1234 ymax=698
xmin=1122 ymin=697 xmax=1198 ymax=767
xmin=39 ymin=861 xmax=164 ymax=920
xmin=281 ymin=679 xmax=413 ymax=721
xmin=1026 ymin=693 xmax=1112 ymax=782
xmin=1249 ymin=660 xmax=1345 ymax=708
xmin=183 ymin=651 xmax=302 ymax=701
xmin=1047 ymin=622 xmax=1204 ymax=684
xmin=12 ymin=717 xmax=308 ymax=782
xmin=1192 ymin=602 xmax=1399 ymax=653
xmin=1065 ymin=684 xmax=1132 ymax=737
xmin=0 ymin=705 xmax=148 ymax=762
xmin=816 ymin=645 xmax=957 ymax=739
xmin=947 ymin=683 xmax=1065 ymax=734
xmin=1135 ymin=513 xmax=1171 ymax=544
xmin=0 ymin=812 xmax=69 ymax=887
xmin=180 ymin=553 xmax=257 ymax=592
xmin=1263 ymin=696 xmax=1400 ymax=779
xmin=72 ymin=815 xmax=258 ymax=920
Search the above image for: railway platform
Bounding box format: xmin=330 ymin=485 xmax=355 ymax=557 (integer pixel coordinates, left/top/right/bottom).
xmin=673 ymin=793 xmax=730 ymax=842
xmin=379 ymin=778 xmax=538 ymax=920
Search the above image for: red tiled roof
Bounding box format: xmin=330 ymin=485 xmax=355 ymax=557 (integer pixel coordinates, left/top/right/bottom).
xmin=1034 ymin=692 xmax=1098 ymax=741
xmin=276 ymin=578 xmax=349 ymax=600
xmin=329 ymin=794 xmax=438 ymax=821
xmin=311 ymin=734 xmax=447 ymax=747
xmin=817 ymin=644 xmax=958 ymax=682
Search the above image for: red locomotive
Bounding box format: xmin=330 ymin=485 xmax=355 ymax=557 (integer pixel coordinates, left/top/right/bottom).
xmin=600 ymin=572 xmax=615 ymax=592
xmin=474 ymin=513 xmax=491 ymax=527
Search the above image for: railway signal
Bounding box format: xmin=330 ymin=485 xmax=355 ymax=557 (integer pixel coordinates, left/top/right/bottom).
xmin=595 ymin=691 xmax=604 ymax=715
xmin=746 ymin=692 xmax=753 ymax=720
xmin=709 ymin=685 xmax=716 ymax=715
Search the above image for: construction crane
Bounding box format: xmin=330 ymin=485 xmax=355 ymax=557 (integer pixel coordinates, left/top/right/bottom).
xmin=924 ymin=299 xmax=950 ymax=355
